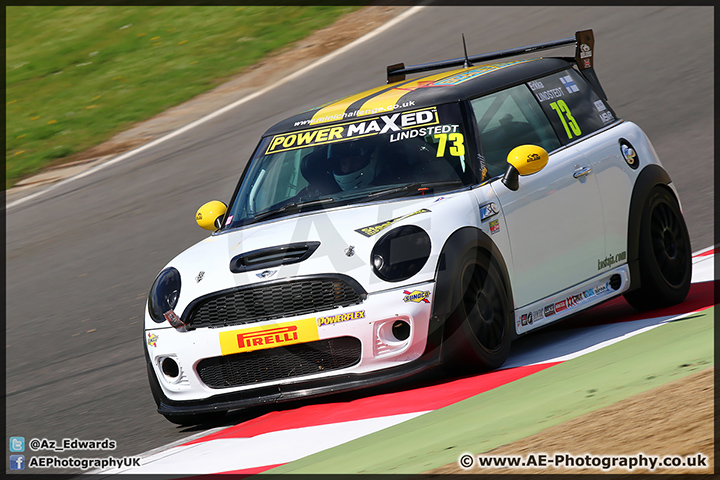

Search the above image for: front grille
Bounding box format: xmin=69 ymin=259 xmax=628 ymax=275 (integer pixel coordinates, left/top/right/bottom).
xmin=186 ymin=277 xmax=365 ymax=329
xmin=197 ymin=337 xmax=362 ymax=389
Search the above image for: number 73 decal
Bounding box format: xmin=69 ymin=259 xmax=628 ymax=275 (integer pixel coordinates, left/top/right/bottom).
xmin=434 ymin=132 xmax=465 ymax=157
xmin=550 ymin=100 xmax=582 ymax=139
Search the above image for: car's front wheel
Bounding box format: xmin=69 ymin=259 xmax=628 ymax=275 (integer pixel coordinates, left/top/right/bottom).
xmin=624 ymin=186 xmax=692 ymax=310
xmin=442 ymin=250 xmax=512 ymax=371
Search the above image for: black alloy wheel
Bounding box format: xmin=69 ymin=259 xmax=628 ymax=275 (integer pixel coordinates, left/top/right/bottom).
xmin=624 ymin=186 xmax=692 ymax=310
xmin=443 ymin=250 xmax=511 ymax=371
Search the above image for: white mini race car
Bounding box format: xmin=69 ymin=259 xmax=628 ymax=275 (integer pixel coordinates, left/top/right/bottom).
xmin=145 ymin=30 xmax=691 ymax=424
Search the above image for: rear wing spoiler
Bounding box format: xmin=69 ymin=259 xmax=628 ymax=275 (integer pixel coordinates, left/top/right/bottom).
xmin=387 ymin=29 xmax=607 ymax=100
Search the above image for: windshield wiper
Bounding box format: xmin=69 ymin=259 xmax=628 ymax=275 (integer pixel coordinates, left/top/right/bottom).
xmin=252 ymin=197 xmax=335 ymax=223
xmin=367 ymin=180 xmax=464 ymax=199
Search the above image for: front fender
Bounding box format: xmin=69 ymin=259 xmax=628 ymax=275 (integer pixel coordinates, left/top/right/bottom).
xmin=429 ymin=226 xmax=516 ymax=347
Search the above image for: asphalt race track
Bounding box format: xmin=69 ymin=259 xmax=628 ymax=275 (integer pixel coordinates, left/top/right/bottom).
xmin=5 ymin=6 xmax=713 ymax=473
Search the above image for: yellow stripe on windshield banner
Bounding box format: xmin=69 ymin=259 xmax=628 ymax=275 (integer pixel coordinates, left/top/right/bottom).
xmin=310 ymin=84 xmax=392 ymax=126
xmin=356 ymin=69 xmax=463 ymax=115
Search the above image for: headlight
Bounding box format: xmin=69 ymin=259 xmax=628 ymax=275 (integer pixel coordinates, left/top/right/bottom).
xmin=371 ymin=226 xmax=431 ymax=282
xmin=148 ymin=267 xmax=183 ymax=325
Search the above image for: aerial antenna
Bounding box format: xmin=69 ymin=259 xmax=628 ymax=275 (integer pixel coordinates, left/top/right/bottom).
xmin=462 ymin=34 xmax=473 ymax=68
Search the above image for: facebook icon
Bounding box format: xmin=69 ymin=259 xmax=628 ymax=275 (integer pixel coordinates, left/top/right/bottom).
xmin=10 ymin=454 xmax=25 ymax=470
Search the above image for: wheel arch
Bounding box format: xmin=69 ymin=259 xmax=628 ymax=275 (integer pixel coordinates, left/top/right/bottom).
xmin=429 ymin=226 xmax=517 ymax=346
xmin=626 ymin=164 xmax=674 ymax=292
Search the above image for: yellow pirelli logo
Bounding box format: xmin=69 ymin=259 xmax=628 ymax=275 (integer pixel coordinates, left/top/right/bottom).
xmin=219 ymin=318 xmax=319 ymax=355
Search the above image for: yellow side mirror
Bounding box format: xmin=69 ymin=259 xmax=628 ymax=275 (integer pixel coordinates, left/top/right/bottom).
xmin=507 ymin=144 xmax=549 ymax=176
xmin=196 ymin=201 xmax=227 ymax=231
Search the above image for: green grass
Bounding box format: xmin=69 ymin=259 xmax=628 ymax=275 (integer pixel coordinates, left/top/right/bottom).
xmin=6 ymin=6 xmax=360 ymax=188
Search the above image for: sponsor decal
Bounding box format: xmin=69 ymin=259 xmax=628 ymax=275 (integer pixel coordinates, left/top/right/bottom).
xmin=544 ymin=303 xmax=556 ymax=317
xmin=580 ymin=43 xmax=592 ymax=59
xmin=268 ymin=107 xmax=439 ymax=155
xmin=594 ymin=283 xmax=609 ymax=295
xmin=389 ymin=124 xmax=459 ymax=143
xmin=535 ymin=87 xmax=564 ymax=103
xmin=527 ymin=152 xmax=542 ymax=162
xmin=344 ymin=245 xmax=355 ymax=257
xmin=554 ymin=299 xmax=568 ymax=313
xmin=225 ymin=215 xmax=233 ymax=226
xmin=594 ymin=100 xmax=607 ymax=112
xmin=479 ymin=202 xmax=500 ymax=221
xmin=403 ymin=290 xmax=431 ymax=303
xmin=355 ymin=208 xmax=431 ymax=237
xmin=489 ymin=219 xmax=500 ymax=234
xmin=583 ymin=58 xmax=591 ymax=68
xmin=195 ymin=271 xmax=204 ymax=283
xmin=519 ymin=308 xmax=545 ymax=327
xmin=566 ymin=293 xmax=584 ymax=307
xmin=598 ymin=251 xmax=627 ymax=270
xmin=219 ymin=318 xmax=319 ymax=355
xmin=306 ymin=101 xmax=418 ymax=127
xmin=528 ymin=80 xmax=544 ymax=91
xmin=559 ymin=75 xmax=579 ymax=93
xmin=582 ymin=287 xmax=595 ymax=299
xmin=619 ymin=139 xmax=639 ymax=169
xmin=599 ymin=111 xmax=614 ymax=123
xmin=147 ymin=333 xmax=158 ymax=347
xmin=317 ymin=310 xmax=365 ymax=327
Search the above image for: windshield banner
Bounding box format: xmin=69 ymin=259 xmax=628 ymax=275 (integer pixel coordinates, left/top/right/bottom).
xmin=265 ymin=107 xmax=439 ymax=155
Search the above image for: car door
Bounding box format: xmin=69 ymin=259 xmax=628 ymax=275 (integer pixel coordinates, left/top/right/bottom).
xmin=470 ymin=80 xmax=606 ymax=308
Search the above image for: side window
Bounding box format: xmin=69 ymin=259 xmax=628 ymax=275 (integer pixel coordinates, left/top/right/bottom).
xmin=470 ymin=84 xmax=561 ymax=178
xmin=529 ymin=69 xmax=616 ymax=145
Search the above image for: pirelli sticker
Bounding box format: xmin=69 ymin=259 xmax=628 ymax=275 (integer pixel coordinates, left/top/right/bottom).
xmin=219 ymin=318 xmax=319 ymax=355
xmin=266 ymin=107 xmax=439 ymax=155
xmin=355 ymin=208 xmax=431 ymax=237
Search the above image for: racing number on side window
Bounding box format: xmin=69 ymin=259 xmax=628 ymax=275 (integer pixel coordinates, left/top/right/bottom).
xmin=550 ymin=100 xmax=581 ymax=139
xmin=434 ymin=133 xmax=465 ymax=157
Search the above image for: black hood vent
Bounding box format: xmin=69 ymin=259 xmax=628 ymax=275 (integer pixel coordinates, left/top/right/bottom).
xmin=230 ymin=241 xmax=320 ymax=273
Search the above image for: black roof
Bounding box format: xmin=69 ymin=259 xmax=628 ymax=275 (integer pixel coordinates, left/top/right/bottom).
xmin=264 ymin=57 xmax=573 ymax=136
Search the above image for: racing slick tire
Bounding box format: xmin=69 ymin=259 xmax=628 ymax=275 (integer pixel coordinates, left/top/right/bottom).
xmin=623 ymin=186 xmax=692 ymax=310
xmin=442 ymin=249 xmax=511 ymax=371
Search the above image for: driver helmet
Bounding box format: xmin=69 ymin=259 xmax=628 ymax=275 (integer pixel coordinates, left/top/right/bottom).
xmin=331 ymin=141 xmax=378 ymax=190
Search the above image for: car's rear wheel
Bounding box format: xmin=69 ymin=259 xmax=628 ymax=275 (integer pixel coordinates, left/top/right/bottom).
xmin=624 ymin=186 xmax=691 ymax=310
xmin=443 ymin=250 xmax=511 ymax=371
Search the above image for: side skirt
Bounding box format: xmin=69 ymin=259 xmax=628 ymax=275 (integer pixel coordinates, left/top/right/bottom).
xmin=514 ymin=264 xmax=630 ymax=335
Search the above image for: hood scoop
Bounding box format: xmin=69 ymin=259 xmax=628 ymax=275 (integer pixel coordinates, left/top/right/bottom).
xmin=230 ymin=241 xmax=320 ymax=273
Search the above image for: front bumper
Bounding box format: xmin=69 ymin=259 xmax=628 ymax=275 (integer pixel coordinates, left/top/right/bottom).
xmin=145 ymin=281 xmax=439 ymax=412
xmin=153 ymin=353 xmax=440 ymax=416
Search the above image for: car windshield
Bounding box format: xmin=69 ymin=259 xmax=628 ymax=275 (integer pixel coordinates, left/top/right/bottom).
xmin=223 ymin=103 xmax=477 ymax=229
